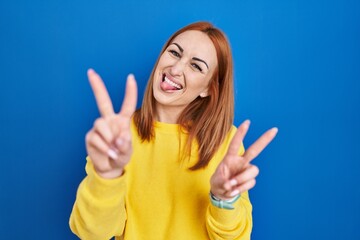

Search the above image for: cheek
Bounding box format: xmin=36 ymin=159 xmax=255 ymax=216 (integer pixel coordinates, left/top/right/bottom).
xmin=157 ymin=53 xmax=173 ymax=67
xmin=186 ymin=76 xmax=211 ymax=92
xmin=157 ymin=56 xmax=166 ymax=67
xmin=153 ymin=56 xmax=165 ymax=75
xmin=154 ymin=56 xmax=168 ymax=78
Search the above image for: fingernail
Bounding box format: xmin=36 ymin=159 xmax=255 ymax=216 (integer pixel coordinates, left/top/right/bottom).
xmin=269 ymin=127 xmax=279 ymax=137
xmin=230 ymin=179 xmax=238 ymax=187
xmin=245 ymin=119 xmax=251 ymax=125
xmin=108 ymin=149 xmax=118 ymax=160
xmin=116 ymin=138 xmax=123 ymax=147
xmin=230 ymin=189 xmax=240 ymax=197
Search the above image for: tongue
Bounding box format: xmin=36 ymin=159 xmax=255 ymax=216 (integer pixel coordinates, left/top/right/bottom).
xmin=160 ymin=81 xmax=178 ymax=91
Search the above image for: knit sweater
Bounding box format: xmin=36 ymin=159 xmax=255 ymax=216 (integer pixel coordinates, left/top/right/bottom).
xmin=69 ymin=121 xmax=252 ymax=239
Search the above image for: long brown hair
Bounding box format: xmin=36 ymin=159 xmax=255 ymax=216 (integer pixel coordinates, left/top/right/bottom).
xmin=133 ymin=21 xmax=234 ymax=170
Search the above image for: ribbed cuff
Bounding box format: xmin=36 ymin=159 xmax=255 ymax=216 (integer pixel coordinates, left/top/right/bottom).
xmin=208 ymin=198 xmax=242 ymax=225
xmin=85 ymin=157 xmax=126 ymax=199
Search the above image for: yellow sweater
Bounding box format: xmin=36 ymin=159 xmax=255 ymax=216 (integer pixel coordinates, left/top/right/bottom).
xmin=70 ymin=121 xmax=252 ymax=239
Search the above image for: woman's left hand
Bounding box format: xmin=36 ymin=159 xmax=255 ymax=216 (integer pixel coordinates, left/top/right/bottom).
xmin=210 ymin=120 xmax=278 ymax=200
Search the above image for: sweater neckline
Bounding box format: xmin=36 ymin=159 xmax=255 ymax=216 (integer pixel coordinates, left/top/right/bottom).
xmin=154 ymin=121 xmax=180 ymax=133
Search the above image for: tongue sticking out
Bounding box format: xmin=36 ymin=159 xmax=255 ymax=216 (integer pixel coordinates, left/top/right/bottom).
xmin=160 ymin=75 xmax=182 ymax=91
xmin=160 ymin=80 xmax=178 ymax=91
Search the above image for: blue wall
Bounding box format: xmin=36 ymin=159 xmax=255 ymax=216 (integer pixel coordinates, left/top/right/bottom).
xmin=1 ymin=0 xmax=359 ymax=239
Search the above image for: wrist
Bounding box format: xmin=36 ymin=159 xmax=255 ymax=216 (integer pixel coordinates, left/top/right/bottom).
xmin=96 ymin=168 xmax=124 ymax=179
xmin=209 ymin=191 xmax=240 ymax=210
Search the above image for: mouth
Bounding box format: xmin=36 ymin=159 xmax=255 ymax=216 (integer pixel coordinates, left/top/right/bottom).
xmin=161 ymin=73 xmax=183 ymax=91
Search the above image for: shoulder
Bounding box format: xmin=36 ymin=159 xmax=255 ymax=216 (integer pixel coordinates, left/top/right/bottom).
xmin=223 ymin=125 xmax=237 ymax=147
xmin=130 ymin=117 xmax=142 ymax=143
xmin=218 ymin=125 xmax=245 ymax=157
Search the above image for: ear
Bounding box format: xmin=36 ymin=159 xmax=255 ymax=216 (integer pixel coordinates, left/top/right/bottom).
xmin=200 ymin=92 xmax=208 ymax=98
xmin=199 ymin=88 xmax=209 ymax=98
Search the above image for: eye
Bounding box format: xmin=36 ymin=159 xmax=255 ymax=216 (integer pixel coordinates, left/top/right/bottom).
xmin=168 ymin=50 xmax=181 ymax=58
xmin=191 ymin=63 xmax=203 ymax=72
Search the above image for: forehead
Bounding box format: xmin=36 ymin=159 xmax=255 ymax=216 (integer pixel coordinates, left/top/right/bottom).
xmin=171 ymin=30 xmax=217 ymax=67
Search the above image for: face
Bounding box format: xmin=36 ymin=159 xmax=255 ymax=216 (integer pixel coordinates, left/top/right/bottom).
xmin=152 ymin=30 xmax=218 ymax=114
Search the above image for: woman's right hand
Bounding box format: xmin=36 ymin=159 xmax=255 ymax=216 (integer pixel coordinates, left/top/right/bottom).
xmin=85 ymin=69 xmax=137 ymax=179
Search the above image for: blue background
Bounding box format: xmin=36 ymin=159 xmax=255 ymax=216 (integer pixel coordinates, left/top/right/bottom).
xmin=1 ymin=0 xmax=359 ymax=239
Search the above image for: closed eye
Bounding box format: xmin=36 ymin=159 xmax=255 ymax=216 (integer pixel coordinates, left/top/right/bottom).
xmin=191 ymin=63 xmax=203 ymax=72
xmin=169 ymin=50 xmax=181 ymax=58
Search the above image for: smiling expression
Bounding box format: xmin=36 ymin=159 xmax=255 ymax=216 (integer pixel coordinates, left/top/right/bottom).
xmin=152 ymin=30 xmax=218 ymax=120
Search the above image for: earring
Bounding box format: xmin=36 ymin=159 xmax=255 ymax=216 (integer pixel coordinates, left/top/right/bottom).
xmin=200 ymin=93 xmax=207 ymax=98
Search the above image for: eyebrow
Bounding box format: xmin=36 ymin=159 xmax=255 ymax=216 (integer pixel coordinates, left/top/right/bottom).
xmin=171 ymin=42 xmax=209 ymax=70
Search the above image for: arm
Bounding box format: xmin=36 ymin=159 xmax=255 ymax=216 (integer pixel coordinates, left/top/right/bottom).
xmin=69 ymin=69 xmax=138 ymax=239
xmin=206 ymin=191 xmax=252 ymax=240
xmin=207 ymin=120 xmax=278 ymax=239
xmin=69 ymin=159 xmax=127 ymax=239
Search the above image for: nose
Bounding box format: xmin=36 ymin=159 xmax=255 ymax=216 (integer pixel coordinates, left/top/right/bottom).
xmin=170 ymin=60 xmax=185 ymax=77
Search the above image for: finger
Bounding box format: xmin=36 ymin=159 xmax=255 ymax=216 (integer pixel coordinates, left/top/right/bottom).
xmin=88 ymin=69 xmax=115 ymax=117
xmin=227 ymin=165 xmax=259 ymax=188
xmin=119 ymin=74 xmax=138 ymax=118
xmin=243 ymin=127 xmax=278 ymax=164
xmin=93 ymin=118 xmax=114 ymax=145
xmin=86 ymin=131 xmax=111 ymax=156
xmin=115 ymin=131 xmax=132 ymax=154
xmin=229 ymin=179 xmax=257 ymax=197
xmin=227 ymin=120 xmax=251 ymax=156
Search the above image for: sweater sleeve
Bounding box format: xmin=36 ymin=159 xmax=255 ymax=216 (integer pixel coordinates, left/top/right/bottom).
xmin=69 ymin=157 xmax=127 ymax=240
xmin=206 ymin=126 xmax=253 ymax=239
xmin=206 ymin=191 xmax=253 ymax=240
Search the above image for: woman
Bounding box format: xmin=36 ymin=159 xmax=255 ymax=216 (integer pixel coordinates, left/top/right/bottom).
xmin=70 ymin=21 xmax=278 ymax=239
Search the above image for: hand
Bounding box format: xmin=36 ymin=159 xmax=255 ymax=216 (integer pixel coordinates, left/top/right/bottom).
xmin=85 ymin=69 xmax=137 ymax=179
xmin=210 ymin=120 xmax=278 ymax=200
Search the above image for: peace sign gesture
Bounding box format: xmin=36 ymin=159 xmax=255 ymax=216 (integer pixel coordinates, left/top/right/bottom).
xmin=210 ymin=120 xmax=278 ymax=199
xmin=85 ymin=69 xmax=137 ymax=179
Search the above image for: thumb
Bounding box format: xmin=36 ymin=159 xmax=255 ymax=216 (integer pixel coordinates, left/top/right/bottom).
xmin=223 ymin=154 xmax=247 ymax=178
xmin=212 ymin=161 xmax=232 ymax=191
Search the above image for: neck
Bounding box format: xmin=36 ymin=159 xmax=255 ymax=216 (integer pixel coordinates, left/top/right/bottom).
xmin=155 ymin=104 xmax=185 ymax=124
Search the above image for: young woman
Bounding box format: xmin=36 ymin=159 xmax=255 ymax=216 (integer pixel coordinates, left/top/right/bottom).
xmin=70 ymin=21 xmax=278 ymax=239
